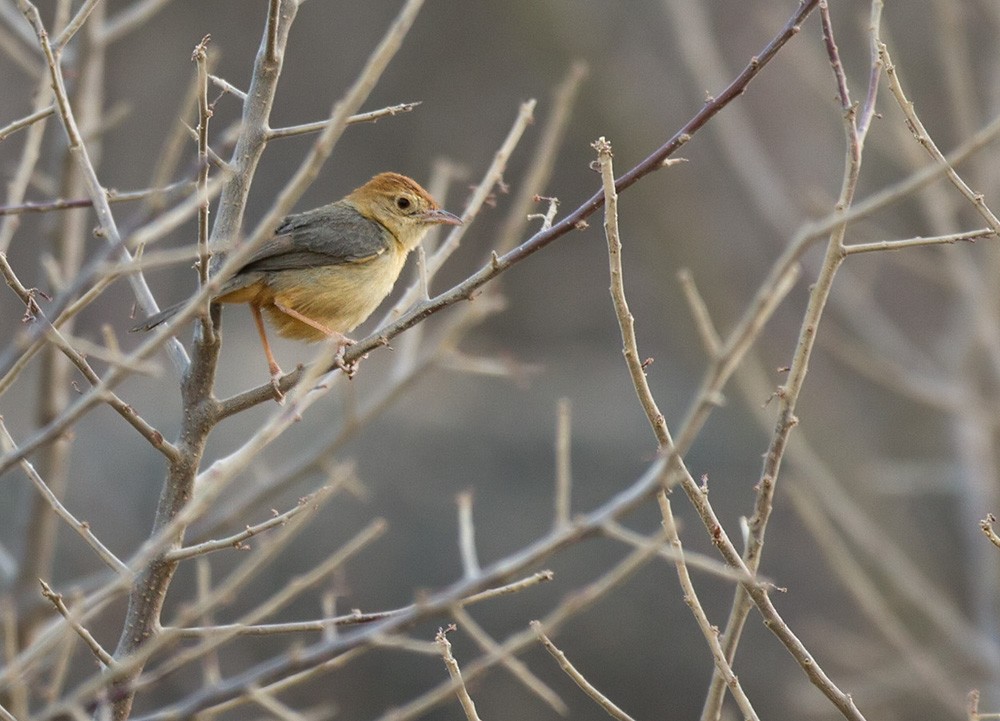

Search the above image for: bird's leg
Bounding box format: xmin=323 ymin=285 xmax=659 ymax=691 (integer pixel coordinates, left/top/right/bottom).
xmin=251 ymin=304 xmax=285 ymax=401
xmin=271 ymin=301 xmax=358 ymax=377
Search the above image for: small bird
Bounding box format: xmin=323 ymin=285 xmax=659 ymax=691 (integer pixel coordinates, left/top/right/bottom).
xmin=134 ymin=172 xmax=462 ymax=385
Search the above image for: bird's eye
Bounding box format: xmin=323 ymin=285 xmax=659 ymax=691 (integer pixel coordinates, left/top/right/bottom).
xmin=396 ymin=196 xmax=411 ymax=211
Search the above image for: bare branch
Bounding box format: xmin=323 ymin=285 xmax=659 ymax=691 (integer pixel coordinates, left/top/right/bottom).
xmin=435 ymin=626 xmax=483 ymax=721
xmin=532 ymin=621 xmax=637 ymax=721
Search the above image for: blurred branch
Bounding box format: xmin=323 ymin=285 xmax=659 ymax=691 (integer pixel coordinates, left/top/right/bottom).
xmin=0 ymin=418 xmax=130 ymax=576
xmin=704 ymin=5 xmax=879 ymax=718
xmin=99 ymin=0 xmax=173 ymax=44
xmin=170 ymin=570 xmax=555 ymax=639
xmin=0 ymin=178 xmax=196 ymax=216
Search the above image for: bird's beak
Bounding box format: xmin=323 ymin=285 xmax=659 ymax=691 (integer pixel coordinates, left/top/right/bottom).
xmin=421 ymin=208 xmax=463 ymax=226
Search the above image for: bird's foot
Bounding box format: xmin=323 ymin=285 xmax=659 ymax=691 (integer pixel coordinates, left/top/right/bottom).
xmin=268 ymin=362 xmax=285 ymax=403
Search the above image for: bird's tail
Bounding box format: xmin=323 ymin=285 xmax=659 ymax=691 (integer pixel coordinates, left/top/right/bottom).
xmin=130 ymin=301 xmax=185 ymax=332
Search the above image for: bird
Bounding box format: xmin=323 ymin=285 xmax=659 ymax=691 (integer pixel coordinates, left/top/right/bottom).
xmin=134 ymin=172 xmax=462 ymax=387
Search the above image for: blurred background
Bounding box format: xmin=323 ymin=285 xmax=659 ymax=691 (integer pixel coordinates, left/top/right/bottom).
xmin=2 ymin=1 xmax=1000 ymax=719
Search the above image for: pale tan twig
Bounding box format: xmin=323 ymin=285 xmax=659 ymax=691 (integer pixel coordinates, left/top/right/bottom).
xmin=677 ymin=268 xmax=722 ymax=357
xmin=460 ymin=570 xmax=555 ymax=606
xmin=39 ymin=580 xmax=115 ymax=668
xmin=594 ymin=136 xmax=671 ymax=448
xmin=532 ymin=620 xmax=637 ymax=721
xmin=0 ymin=51 xmax=54 ymax=255
xmin=267 ymin=101 xmax=422 ymax=139
xmin=376 ymin=531 xmax=668 ymax=721
xmin=143 ymin=514 xmax=384 ymax=688
xmin=554 ymin=397 xmax=572 ymax=528
xmin=735 ymin=348 xmax=999 ymax=668
xmin=165 ymin=487 xmax=333 ymax=562
xmin=0 ymin=178 xmax=196 ymax=216
xmin=0 ymin=256 xmax=179 ymax=457
xmin=248 ymin=685 xmax=321 ymax=721
xmin=452 ymin=605 xmax=567 ymax=715
xmin=657 ymin=493 xmax=760 ymax=721
xmin=456 ymin=491 xmax=480 ymax=578
xmin=435 ymin=626 xmax=484 ymax=721
xmin=0 ymin=104 xmax=53 ymax=141
xmin=0 ymin=702 xmax=16 ymax=721
xmin=193 ymin=34 xmax=213 ymax=292
xmin=172 ymin=569 xmax=555 ymax=639
xmin=0 ymin=418 xmax=129 ymax=576
xmin=194 ymin=559 xmax=223 ymax=686
xmin=880 ymin=42 xmax=1000 ymax=235
xmin=843 ymin=228 xmax=995 ymax=255
xmin=980 ymin=515 xmax=1000 ymax=550
xmin=423 ymin=99 xmax=535 ymax=282
xmin=52 ymin=0 xmax=100 ymax=51
xmin=599 ymin=136 xmax=758 ymax=719
xmin=601 ymin=521 xmax=762 ymax=586
xmin=1 ymin=599 xmax=29 ymax=719
xmin=493 ymin=60 xmax=587 ymax=255
xmin=265 ymin=0 xmax=280 ymax=63
xmin=703 ymin=7 xmax=880 ymax=719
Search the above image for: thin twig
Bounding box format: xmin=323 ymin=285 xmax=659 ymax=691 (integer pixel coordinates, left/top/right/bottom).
xmin=193 ymin=34 xmax=213 ymax=291
xmin=0 ymin=104 xmax=53 ymax=141
xmin=843 ymin=228 xmax=994 ymax=255
xmin=881 ymin=41 xmax=1000 ymax=234
xmin=435 ymin=626 xmax=483 ymax=721
xmin=595 ymin=136 xmax=671 ymax=449
xmin=980 ymin=515 xmax=1000 ymax=550
xmin=0 ymin=418 xmax=130 ymax=577
xmin=451 ymin=606 xmax=567 ymax=715
xmin=267 ymin=101 xmax=422 ymax=139
xmin=532 ymin=621 xmax=638 ymax=721
xmin=39 ymin=580 xmax=116 ymax=668
xmin=165 ymin=487 xmax=333 ymax=562
xmin=657 ymin=493 xmax=759 ymax=721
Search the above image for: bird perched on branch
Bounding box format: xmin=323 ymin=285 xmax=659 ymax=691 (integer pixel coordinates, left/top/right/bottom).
xmin=134 ymin=172 xmax=462 ymax=390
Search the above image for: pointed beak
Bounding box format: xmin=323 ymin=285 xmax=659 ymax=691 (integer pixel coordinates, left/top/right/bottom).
xmin=421 ymin=208 xmax=463 ymax=226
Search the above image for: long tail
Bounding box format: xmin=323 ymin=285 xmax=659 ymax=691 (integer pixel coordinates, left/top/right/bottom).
xmin=130 ymin=301 xmax=185 ymax=332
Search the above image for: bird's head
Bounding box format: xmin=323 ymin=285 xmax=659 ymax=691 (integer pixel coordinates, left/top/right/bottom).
xmin=348 ymin=172 xmax=462 ymax=250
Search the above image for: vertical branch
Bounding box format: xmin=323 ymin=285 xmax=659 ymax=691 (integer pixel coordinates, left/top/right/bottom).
xmin=593 ymin=136 xmax=672 ymax=449
xmin=702 ymin=3 xmax=878 ymax=718
xmin=554 ymin=397 xmax=572 ymax=528
xmin=193 ymin=35 xmax=212 ymax=292
xmin=208 ymin=0 xmax=298 ymax=254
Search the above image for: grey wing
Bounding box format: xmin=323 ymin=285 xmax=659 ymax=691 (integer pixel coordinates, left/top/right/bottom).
xmin=239 ymin=202 xmax=391 ymax=273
